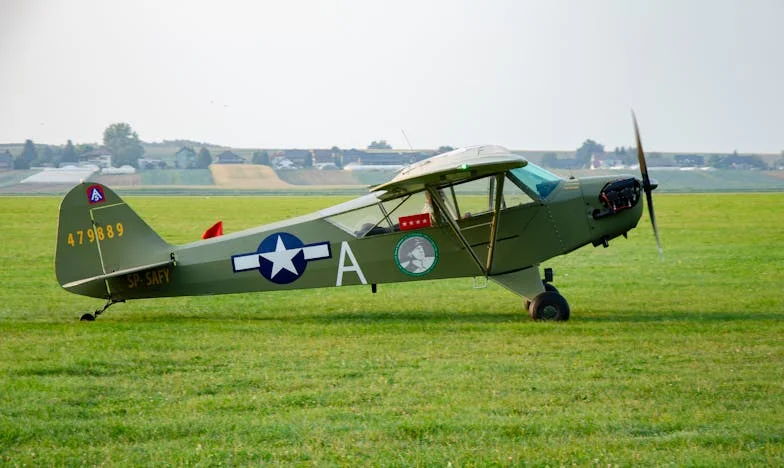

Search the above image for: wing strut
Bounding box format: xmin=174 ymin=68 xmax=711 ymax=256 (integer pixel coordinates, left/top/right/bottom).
xmin=426 ymin=186 xmax=487 ymax=276
xmin=485 ymin=174 xmax=505 ymax=275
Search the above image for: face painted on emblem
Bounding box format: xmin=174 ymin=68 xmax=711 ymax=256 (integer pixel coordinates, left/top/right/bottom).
xmin=394 ymin=233 xmax=438 ymax=276
xmin=232 ymin=232 xmax=331 ymax=284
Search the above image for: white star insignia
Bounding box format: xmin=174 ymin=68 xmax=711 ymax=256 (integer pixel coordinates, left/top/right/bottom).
xmin=259 ymin=235 xmax=301 ymax=279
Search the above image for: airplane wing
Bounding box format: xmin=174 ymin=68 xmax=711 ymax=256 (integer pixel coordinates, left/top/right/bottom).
xmin=371 ymin=145 xmax=527 ymax=197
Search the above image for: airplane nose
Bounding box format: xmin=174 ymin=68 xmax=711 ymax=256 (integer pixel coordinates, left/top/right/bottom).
xmin=593 ymin=176 xmax=642 ymax=220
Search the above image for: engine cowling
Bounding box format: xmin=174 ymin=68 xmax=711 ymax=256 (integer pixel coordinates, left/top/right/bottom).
xmin=592 ymin=177 xmax=642 ymax=219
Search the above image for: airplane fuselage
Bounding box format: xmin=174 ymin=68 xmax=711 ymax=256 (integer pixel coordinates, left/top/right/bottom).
xmin=59 ymin=173 xmax=643 ymax=302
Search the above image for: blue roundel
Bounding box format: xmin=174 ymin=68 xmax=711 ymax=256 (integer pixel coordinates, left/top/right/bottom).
xmin=256 ymin=232 xmax=307 ymax=284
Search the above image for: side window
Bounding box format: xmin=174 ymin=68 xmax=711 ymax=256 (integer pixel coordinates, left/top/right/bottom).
xmin=325 ymin=192 xmax=442 ymax=237
xmin=445 ymin=174 xmax=536 ymax=220
xmin=383 ymin=192 xmax=428 ymax=223
xmin=326 ymin=204 xmax=392 ymax=237
xmin=325 ymin=175 xmax=537 ymax=238
xmin=384 ymin=191 xmax=455 ymax=227
xmin=451 ymin=177 xmax=494 ymax=219
xmin=509 ymin=164 xmax=562 ymax=199
xmin=502 ymin=174 xmax=536 ymax=208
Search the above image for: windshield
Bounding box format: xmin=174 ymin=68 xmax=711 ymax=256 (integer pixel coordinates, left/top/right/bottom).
xmin=509 ymin=163 xmax=562 ymax=199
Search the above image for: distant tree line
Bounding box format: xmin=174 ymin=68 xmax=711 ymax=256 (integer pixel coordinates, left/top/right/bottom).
xmin=538 ymin=139 xmax=777 ymax=170
xmin=11 ymin=122 xmax=147 ymax=169
xmin=6 ymin=129 xmax=781 ymax=171
xmin=103 ymin=123 xmax=144 ymax=167
xmin=708 ymin=151 xmax=768 ymax=170
xmin=12 ymin=138 xmax=81 ymax=169
xmin=367 ymin=140 xmax=392 ymax=150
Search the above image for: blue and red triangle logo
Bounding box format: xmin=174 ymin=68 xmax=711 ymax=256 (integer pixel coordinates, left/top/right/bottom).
xmin=86 ymin=184 xmax=105 ymax=204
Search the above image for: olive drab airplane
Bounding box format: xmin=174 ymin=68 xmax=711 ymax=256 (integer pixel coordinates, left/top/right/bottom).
xmin=56 ymin=114 xmax=661 ymax=321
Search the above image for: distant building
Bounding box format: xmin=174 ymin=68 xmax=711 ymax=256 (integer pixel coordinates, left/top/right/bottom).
xmin=361 ymin=151 xmax=411 ymax=166
xmin=590 ymin=153 xmax=624 ymax=169
xmin=340 ymin=149 xmax=421 ymax=166
xmin=675 ymin=154 xmax=705 ymax=167
xmin=102 ymin=165 xmax=136 ymax=175
xmin=543 ymin=158 xmax=581 ymax=170
xmin=0 ymin=150 xmax=13 ymax=171
xmin=175 ymin=147 xmax=197 ymax=168
xmin=340 ymin=149 xmax=365 ymax=165
xmin=647 ymin=154 xmax=677 ymax=168
xmin=215 ymin=151 xmax=246 ymax=164
xmin=312 ymin=149 xmax=335 ymax=164
xmin=280 ymin=149 xmax=311 ymax=166
xmin=79 ymin=149 xmax=113 ymax=168
xmin=272 ymin=157 xmax=296 ymax=170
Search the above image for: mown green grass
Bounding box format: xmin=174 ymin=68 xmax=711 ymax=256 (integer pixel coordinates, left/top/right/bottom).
xmin=1 ymin=194 xmax=783 ymax=465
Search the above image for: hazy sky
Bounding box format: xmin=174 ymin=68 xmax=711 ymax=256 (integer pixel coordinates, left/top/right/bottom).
xmin=2 ymin=0 xmax=783 ymax=153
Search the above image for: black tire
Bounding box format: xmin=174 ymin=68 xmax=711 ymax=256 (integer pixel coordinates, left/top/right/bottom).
xmin=528 ymin=291 xmax=570 ymax=321
xmin=524 ymin=283 xmax=558 ymax=310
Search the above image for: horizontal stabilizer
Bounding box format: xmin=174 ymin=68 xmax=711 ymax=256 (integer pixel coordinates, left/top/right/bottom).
xmin=61 ymin=259 xmax=174 ymax=289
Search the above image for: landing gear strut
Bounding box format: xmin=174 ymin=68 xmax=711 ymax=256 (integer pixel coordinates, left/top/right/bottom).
xmin=80 ymin=299 xmax=125 ymax=321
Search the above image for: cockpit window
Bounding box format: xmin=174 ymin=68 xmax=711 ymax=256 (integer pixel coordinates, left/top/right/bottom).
xmin=325 ymin=192 xmax=438 ymax=238
xmin=502 ymin=174 xmax=536 ymax=208
xmin=325 ymin=202 xmax=392 ymax=237
xmin=325 ymin=163 xmax=561 ymax=238
xmin=509 ymin=162 xmax=562 ymax=199
xmin=443 ymin=174 xmax=534 ymax=219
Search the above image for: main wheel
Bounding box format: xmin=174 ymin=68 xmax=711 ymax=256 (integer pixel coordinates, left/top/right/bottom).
xmin=528 ymin=291 xmax=570 ymax=321
xmin=524 ymin=283 xmax=559 ymax=310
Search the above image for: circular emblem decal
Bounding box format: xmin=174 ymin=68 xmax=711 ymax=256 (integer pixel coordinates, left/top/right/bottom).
xmin=256 ymin=232 xmax=306 ymax=284
xmin=394 ymin=233 xmax=439 ymax=276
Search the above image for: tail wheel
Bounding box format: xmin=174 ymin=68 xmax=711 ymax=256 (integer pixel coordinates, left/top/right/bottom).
xmin=528 ymin=291 xmax=570 ymax=321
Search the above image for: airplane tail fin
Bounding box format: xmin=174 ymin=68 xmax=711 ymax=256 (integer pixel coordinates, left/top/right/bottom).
xmin=55 ymin=183 xmax=173 ymax=299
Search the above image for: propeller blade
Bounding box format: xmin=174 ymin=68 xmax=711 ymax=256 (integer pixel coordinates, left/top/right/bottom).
xmin=632 ymin=111 xmax=663 ymax=256
xmin=644 ymin=182 xmax=663 ymax=255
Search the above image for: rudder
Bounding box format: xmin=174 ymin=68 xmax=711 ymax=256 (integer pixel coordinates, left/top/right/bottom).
xmin=55 ymin=183 xmax=172 ymax=299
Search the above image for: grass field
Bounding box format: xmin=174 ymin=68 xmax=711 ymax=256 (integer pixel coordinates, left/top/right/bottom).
xmin=557 ymin=169 xmax=784 ymax=193
xmin=210 ymin=165 xmax=293 ymax=189
xmin=276 ymin=169 xmax=362 ymax=186
xmin=1 ymin=194 xmax=783 ymax=465
xmin=139 ymin=169 xmax=214 ymax=186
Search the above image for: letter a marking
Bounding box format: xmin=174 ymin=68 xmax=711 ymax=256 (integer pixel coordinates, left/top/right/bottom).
xmin=336 ymin=241 xmax=367 ymax=286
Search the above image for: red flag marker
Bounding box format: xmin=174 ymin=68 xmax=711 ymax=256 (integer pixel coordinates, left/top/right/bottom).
xmin=202 ymin=221 xmax=223 ymax=239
